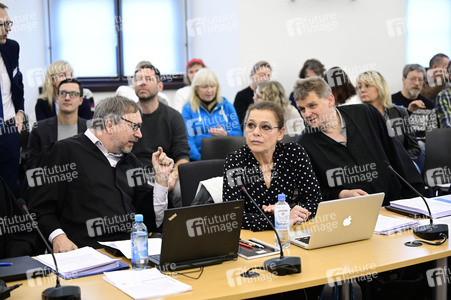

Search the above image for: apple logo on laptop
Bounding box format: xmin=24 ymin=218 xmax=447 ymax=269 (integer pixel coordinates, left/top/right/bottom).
xmin=343 ymin=216 xmax=352 ymax=227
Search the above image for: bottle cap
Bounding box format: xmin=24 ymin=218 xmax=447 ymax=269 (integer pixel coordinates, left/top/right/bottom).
xmin=135 ymin=214 xmax=143 ymax=222
xmin=278 ymin=194 xmax=286 ymax=201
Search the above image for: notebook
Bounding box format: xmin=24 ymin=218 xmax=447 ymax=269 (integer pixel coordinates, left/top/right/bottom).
xmin=0 ymin=256 xmax=50 ymax=282
xmin=149 ymin=200 xmax=244 ymax=271
xmin=290 ymin=193 xmax=385 ymax=250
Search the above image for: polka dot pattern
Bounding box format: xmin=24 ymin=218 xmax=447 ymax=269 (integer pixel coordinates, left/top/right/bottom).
xmin=222 ymin=142 xmax=322 ymax=231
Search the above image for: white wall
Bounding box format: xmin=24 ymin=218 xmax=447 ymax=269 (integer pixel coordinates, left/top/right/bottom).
xmin=190 ymin=0 xmax=406 ymax=101
xmin=5 ymin=0 xmax=409 ymax=117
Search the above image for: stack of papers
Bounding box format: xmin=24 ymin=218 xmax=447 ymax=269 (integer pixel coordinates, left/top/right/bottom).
xmin=35 ymin=246 xmax=128 ymax=279
xmin=374 ymin=215 xmax=419 ymax=235
xmin=103 ymin=268 xmax=192 ymax=299
xmin=389 ymin=195 xmax=451 ymax=219
xmin=99 ymin=238 xmax=162 ymax=259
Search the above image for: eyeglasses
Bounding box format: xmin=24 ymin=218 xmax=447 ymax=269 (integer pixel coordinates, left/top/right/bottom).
xmin=0 ymin=21 xmax=13 ymax=28
xmin=58 ymin=91 xmax=80 ymax=99
xmin=120 ymin=117 xmax=142 ymax=132
xmin=406 ymin=77 xmax=424 ymax=83
xmin=245 ymin=122 xmax=280 ymax=134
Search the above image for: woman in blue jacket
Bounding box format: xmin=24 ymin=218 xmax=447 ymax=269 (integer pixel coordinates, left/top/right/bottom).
xmin=182 ymin=68 xmax=242 ymax=160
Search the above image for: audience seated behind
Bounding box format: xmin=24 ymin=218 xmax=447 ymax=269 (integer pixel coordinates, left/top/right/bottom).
xmin=182 ymin=68 xmax=242 ymax=161
xmin=222 ymin=101 xmax=322 ymax=231
xmin=356 ymin=71 xmax=422 ymax=172
xmin=27 ymin=96 xmax=174 ymax=253
xmin=130 ymin=61 xmax=190 ymax=209
xmin=294 ymin=77 xmax=425 ymax=205
xmin=323 ymin=66 xmax=361 ymax=105
xmin=253 ymin=80 xmax=304 ymax=137
xmin=27 ymin=78 xmax=88 ymax=170
xmin=170 ymin=58 xmax=206 ymax=113
xmin=233 ymin=60 xmax=272 ymax=127
xmin=34 ymin=60 xmax=92 ymax=121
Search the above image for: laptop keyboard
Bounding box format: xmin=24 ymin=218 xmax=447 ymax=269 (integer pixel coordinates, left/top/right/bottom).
xmin=294 ymin=236 xmax=310 ymax=244
xmin=149 ymin=254 xmax=160 ymax=261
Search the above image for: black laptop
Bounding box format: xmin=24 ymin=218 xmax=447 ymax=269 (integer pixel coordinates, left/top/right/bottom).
xmin=149 ymin=200 xmax=244 ymax=271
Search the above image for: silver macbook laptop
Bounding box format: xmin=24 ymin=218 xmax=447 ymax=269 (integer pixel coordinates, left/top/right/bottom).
xmin=290 ymin=193 xmax=385 ymax=250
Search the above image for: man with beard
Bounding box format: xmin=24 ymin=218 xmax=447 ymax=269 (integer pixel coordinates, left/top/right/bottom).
xmin=132 ymin=61 xmax=189 ymax=208
xmin=392 ymin=64 xmax=437 ymax=171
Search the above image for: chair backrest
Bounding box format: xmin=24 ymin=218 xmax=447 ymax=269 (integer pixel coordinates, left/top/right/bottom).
xmin=178 ymin=159 xmax=225 ymax=206
xmin=201 ymin=136 xmax=245 ymax=160
xmin=424 ymin=128 xmax=451 ymax=187
xmin=281 ymin=134 xmax=298 ymax=144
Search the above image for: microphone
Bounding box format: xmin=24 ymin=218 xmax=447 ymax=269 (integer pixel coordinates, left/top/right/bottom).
xmin=240 ymin=187 xmax=301 ymax=276
xmin=384 ymin=161 xmax=448 ymax=241
xmin=17 ymin=198 xmax=81 ymax=300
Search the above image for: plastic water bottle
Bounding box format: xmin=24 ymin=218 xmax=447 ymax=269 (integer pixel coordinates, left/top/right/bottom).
xmin=274 ymin=194 xmax=290 ymax=248
xmin=131 ymin=214 xmax=148 ymax=270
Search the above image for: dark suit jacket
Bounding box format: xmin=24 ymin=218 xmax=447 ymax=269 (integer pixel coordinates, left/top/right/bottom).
xmin=28 ymin=134 xmax=158 ymax=249
xmin=0 ymin=38 xmax=24 ymax=113
xmin=27 ymin=117 xmax=87 ymax=170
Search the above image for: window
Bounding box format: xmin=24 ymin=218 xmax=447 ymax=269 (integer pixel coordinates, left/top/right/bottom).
xmin=48 ymin=0 xmax=187 ymax=90
xmin=406 ymin=0 xmax=451 ymax=66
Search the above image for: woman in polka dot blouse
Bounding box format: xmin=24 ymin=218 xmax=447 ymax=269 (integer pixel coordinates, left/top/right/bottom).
xmin=222 ymin=101 xmax=322 ymax=231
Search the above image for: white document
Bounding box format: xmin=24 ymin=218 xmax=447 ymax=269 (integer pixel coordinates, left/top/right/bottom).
xmin=374 ymin=215 xmax=419 ymax=235
xmin=99 ymin=238 xmax=162 ymax=259
xmin=389 ymin=194 xmax=451 ymax=219
xmin=35 ymin=246 xmax=121 ymax=278
xmin=103 ymin=268 xmax=192 ymax=299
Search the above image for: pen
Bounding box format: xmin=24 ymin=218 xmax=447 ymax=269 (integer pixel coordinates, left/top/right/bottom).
xmin=239 ymin=241 xmax=253 ymax=249
xmin=247 ymin=240 xmax=264 ymax=249
xmin=0 ymin=263 xmax=12 ymax=266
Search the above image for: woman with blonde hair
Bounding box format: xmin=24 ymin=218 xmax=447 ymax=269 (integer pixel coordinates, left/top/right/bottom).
xmin=254 ymin=80 xmax=304 ymax=136
xmin=356 ymin=71 xmax=422 ymax=170
xmin=35 ymin=60 xmax=92 ymax=121
xmin=181 ymin=68 xmax=242 ymax=161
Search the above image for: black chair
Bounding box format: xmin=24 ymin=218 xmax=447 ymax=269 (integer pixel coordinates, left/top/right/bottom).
xmin=424 ymin=128 xmax=451 ymax=195
xmin=201 ymin=136 xmax=245 ymax=160
xmin=178 ymin=159 xmax=225 ymax=206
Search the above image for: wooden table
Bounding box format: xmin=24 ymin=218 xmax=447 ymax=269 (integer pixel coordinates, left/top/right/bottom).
xmin=8 ymin=210 xmax=450 ymax=299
